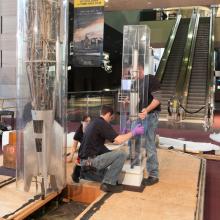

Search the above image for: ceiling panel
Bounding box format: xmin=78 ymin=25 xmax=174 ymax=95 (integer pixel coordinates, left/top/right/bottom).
xmin=104 ymin=0 xmax=220 ymax=11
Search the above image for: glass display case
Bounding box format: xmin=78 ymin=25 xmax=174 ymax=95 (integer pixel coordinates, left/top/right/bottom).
xmin=67 ymin=91 xmax=117 ymax=123
xmin=16 ymin=0 xmax=68 ymax=197
xmin=119 ymin=25 xmax=151 ymax=186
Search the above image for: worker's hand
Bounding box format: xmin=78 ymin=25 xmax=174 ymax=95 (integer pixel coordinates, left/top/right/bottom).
xmin=121 ymin=127 xmax=128 ymax=134
xmin=120 ymin=120 xmax=131 ymax=134
xmin=124 ymin=96 xmax=130 ymax=103
xmin=139 ymin=108 xmax=148 ymax=120
xmin=66 ymin=154 xmax=74 ymax=163
xmin=131 ymin=124 xmax=144 ymax=136
xmin=122 ymin=96 xmax=130 ymax=108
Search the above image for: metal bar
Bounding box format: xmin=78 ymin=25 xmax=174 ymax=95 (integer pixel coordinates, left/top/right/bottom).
xmin=157 ymin=14 xmax=182 ymax=82
xmin=0 ymin=16 xmax=2 ymax=34
xmin=0 ymin=50 xmax=2 ymax=68
xmin=180 ymin=10 xmax=200 ymax=109
xmin=175 ymin=9 xmax=199 ymax=99
xmin=205 ymin=7 xmax=217 ymax=128
xmin=195 ymin=159 xmax=206 ymax=220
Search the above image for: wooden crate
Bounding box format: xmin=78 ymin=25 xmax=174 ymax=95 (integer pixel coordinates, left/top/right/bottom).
xmin=3 ymin=131 xmax=16 ymax=169
xmin=9 ymin=131 xmax=16 ymax=145
xmin=3 ymin=144 xmax=16 ymax=169
xmin=67 ymin=180 xmax=103 ymax=204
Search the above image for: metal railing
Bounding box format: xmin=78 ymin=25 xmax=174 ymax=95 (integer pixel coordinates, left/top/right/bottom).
xmin=0 ymin=98 xmax=16 ymax=111
xmin=179 ymin=10 xmax=200 ymax=108
xmin=165 ymin=10 xmax=199 ymax=121
xmin=67 ymin=90 xmax=118 ymax=122
xmin=205 ymin=7 xmax=217 ymax=128
xmin=157 ymin=14 xmax=182 ymax=82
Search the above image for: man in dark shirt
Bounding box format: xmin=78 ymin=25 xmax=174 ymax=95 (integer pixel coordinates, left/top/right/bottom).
xmin=137 ymin=65 xmax=161 ymax=186
xmin=79 ymin=105 xmax=144 ymax=193
xmin=67 ymin=115 xmax=91 ymax=163
xmin=67 ymin=115 xmax=91 ymax=183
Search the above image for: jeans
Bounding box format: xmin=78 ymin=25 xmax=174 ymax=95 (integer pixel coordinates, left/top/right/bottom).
xmin=131 ymin=111 xmax=159 ymax=178
xmin=81 ymin=150 xmax=127 ymax=185
xmin=80 ymin=166 xmax=106 ymax=182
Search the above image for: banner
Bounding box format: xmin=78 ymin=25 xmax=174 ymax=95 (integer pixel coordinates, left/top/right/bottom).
xmin=74 ymin=0 xmax=104 ymax=7
xmin=73 ymin=0 xmax=104 ymax=67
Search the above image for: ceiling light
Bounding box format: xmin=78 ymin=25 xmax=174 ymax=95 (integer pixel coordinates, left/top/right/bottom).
xmin=105 ymin=0 xmax=109 ymax=3
xmin=141 ymin=36 xmax=146 ymax=41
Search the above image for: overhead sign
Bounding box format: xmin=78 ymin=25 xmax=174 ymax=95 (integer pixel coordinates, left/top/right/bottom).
xmin=74 ymin=0 xmax=104 ymax=7
xmin=72 ymin=0 xmax=104 ymax=67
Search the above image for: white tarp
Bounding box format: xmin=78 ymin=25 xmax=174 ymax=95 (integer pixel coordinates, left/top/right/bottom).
xmin=159 ymin=136 xmax=220 ymax=153
xmin=67 ymin=132 xmax=75 ymax=148
xmin=209 ymin=133 xmax=220 ymax=143
xmin=2 ymin=131 xmax=13 ymax=148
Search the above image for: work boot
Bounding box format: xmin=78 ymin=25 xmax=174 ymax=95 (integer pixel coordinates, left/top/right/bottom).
xmin=100 ymin=183 xmax=123 ymax=193
xmin=71 ymin=165 xmax=81 ymax=183
xmin=71 ymin=172 xmax=79 ymax=183
xmin=142 ymin=176 xmax=159 ymax=186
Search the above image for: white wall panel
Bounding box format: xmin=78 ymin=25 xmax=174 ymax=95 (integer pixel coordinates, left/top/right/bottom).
xmin=2 ymin=50 xmax=16 ymax=67
xmin=0 ymin=85 xmax=16 ymax=98
xmin=0 ymin=0 xmax=17 ymax=16
xmin=0 ymin=35 xmax=16 ymax=50
xmin=2 ymin=16 xmax=17 ymax=34
xmin=0 ymin=67 xmax=16 ymax=84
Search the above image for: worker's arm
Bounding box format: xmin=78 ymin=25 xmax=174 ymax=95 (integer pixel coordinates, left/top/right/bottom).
xmin=67 ymin=139 xmax=78 ymax=163
xmin=113 ymin=132 xmax=133 ymax=145
xmin=139 ymin=75 xmax=161 ymax=120
xmin=139 ymin=98 xmax=160 ymax=120
xmin=113 ymin=124 xmax=144 ymax=145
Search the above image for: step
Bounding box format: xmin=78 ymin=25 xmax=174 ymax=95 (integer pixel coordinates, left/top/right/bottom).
xmin=67 ymin=180 xmax=103 ymax=204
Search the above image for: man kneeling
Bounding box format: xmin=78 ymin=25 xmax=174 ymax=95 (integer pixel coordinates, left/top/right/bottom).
xmin=79 ymin=105 xmax=144 ymax=193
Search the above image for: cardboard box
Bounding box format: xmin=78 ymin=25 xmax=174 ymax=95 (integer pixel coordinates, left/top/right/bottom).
xmin=9 ymin=131 xmax=16 ymax=145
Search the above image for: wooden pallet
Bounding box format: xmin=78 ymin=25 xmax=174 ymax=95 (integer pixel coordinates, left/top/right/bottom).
xmin=75 ymin=149 xmax=206 ymax=220
xmin=0 ymin=178 xmax=60 ymax=220
xmin=6 ymin=192 xmax=59 ymax=220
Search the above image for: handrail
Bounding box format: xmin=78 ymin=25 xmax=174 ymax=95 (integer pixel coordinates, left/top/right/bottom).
xmin=175 ymin=9 xmax=199 ymax=100
xmin=0 ymin=98 xmax=16 ymax=111
xmin=205 ymin=7 xmax=217 ymax=128
xmin=67 ymin=90 xmax=118 ymax=98
xmin=156 ymin=14 xmax=182 ymax=82
xmin=179 ymin=10 xmax=200 ymax=108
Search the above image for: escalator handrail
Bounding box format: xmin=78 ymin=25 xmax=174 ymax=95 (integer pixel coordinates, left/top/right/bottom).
xmin=157 ymin=14 xmax=182 ymax=82
xmin=179 ymin=10 xmax=200 ymax=108
xmin=205 ymin=7 xmax=216 ymax=124
xmin=175 ymin=9 xmax=199 ymax=100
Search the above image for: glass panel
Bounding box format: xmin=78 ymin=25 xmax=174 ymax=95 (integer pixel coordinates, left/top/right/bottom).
xmin=16 ymin=0 xmax=68 ymax=197
xmin=67 ymin=91 xmax=117 ymax=130
xmin=119 ymin=25 xmax=151 ymax=169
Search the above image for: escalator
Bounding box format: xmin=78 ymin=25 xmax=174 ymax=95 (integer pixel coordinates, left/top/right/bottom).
xmin=159 ymin=18 xmax=190 ymax=118
xmin=184 ymin=17 xmax=210 ymax=120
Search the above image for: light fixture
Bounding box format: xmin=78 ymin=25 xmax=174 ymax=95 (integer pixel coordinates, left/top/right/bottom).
xmin=101 ymin=52 xmax=112 ymax=73
xmin=141 ymin=36 xmax=146 ymax=41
